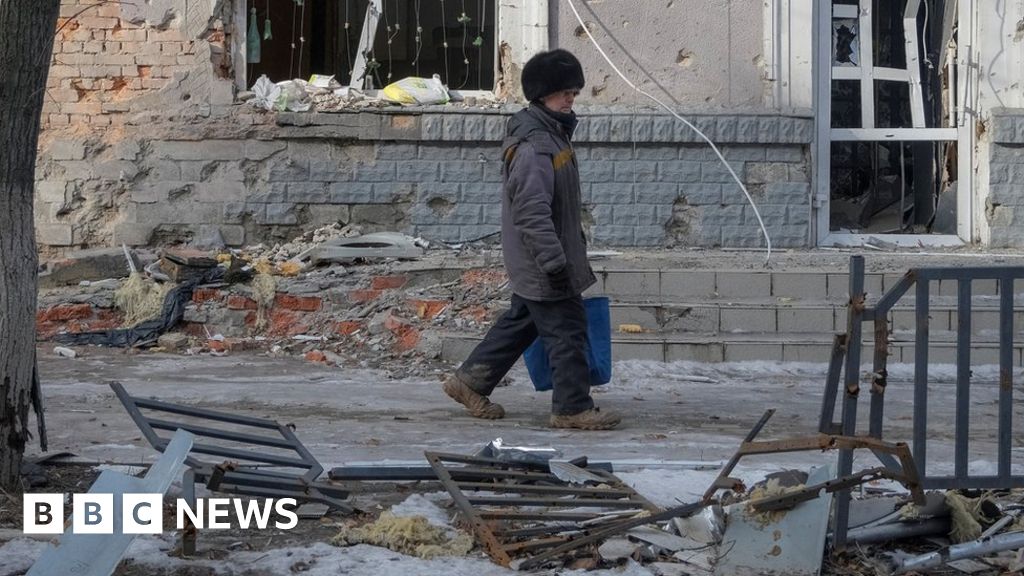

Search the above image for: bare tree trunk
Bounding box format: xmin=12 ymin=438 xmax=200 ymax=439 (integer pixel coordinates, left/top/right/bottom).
xmin=0 ymin=0 xmax=60 ymax=491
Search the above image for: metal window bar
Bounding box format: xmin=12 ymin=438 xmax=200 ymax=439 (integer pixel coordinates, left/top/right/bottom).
xmin=110 ymin=382 xmax=352 ymax=512
xmin=820 ymin=256 xmax=1024 ymax=550
xmin=424 ymin=451 xmax=662 ymax=568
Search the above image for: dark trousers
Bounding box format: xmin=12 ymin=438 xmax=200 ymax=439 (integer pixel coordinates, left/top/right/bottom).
xmin=456 ymin=293 xmax=594 ymax=416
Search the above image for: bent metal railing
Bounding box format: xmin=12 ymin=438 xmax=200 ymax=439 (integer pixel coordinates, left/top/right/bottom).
xmin=820 ymin=255 xmax=1024 ymax=549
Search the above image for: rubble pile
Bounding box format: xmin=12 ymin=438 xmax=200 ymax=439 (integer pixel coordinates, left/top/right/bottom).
xmin=34 ymin=226 xmax=511 ymax=377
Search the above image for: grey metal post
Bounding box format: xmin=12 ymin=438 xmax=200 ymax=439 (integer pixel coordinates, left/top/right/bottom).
xmin=999 ymin=277 xmax=1014 ymax=482
xmin=834 ymin=255 xmax=865 ymax=550
xmin=955 ymin=279 xmax=972 ymax=477
xmin=914 ymin=279 xmax=930 ymax=479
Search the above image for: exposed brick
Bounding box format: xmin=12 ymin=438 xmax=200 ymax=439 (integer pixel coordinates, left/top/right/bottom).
xmin=37 ymin=303 xmax=93 ymax=322
xmin=304 ymin=350 xmax=328 ymax=363
xmin=394 ymin=326 xmax=420 ymax=352
xmin=461 ymin=268 xmax=506 ymax=287
xmin=267 ymin=309 xmax=311 ymax=336
xmin=274 ymin=294 xmax=322 ymax=312
xmin=192 ymin=288 xmax=223 ymax=304
xmin=409 ymin=299 xmax=450 ymax=320
xmin=227 ymin=294 xmax=258 ymax=310
xmin=333 ymin=320 xmax=364 ymax=335
xmin=349 ymin=289 xmax=382 ymax=303
xmin=371 ymin=275 xmax=408 ymax=290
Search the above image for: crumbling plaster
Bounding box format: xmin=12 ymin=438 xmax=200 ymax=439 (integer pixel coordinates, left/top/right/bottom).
xmin=552 ymin=0 xmax=768 ymax=109
xmin=974 ymin=3 xmax=1024 ymax=246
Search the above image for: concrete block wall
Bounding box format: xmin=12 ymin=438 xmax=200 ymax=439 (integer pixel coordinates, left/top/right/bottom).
xmin=35 ymin=109 xmax=813 ymax=250
xmin=986 ymin=109 xmax=1024 ymax=247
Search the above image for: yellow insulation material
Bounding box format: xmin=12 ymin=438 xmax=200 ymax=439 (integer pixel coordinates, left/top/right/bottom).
xmin=331 ymin=513 xmax=473 ymax=559
xmin=113 ymin=272 xmax=173 ymax=327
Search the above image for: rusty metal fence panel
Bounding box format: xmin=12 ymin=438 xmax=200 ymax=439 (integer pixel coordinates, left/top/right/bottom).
xmin=820 ymin=256 xmax=1024 ymax=548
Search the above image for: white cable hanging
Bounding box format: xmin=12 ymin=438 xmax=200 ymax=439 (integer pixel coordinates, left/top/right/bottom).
xmin=565 ymin=0 xmax=772 ymax=266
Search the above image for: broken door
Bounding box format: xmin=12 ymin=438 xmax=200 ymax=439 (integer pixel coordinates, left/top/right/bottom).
xmin=815 ymin=0 xmax=974 ymax=246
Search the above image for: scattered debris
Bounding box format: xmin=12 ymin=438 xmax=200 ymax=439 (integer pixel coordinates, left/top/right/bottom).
xmin=25 ymin=430 xmax=194 ymax=576
xmin=331 ymin=512 xmax=473 ymax=558
xmin=52 ymin=346 xmax=76 ymax=358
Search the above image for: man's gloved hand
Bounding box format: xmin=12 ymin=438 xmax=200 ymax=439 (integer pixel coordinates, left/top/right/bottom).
xmin=548 ymin=266 xmax=572 ymax=293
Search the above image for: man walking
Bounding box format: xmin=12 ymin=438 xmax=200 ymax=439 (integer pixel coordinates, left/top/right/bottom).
xmin=442 ymin=49 xmax=621 ymax=431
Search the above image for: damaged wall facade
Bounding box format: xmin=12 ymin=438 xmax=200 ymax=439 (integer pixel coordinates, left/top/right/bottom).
xmin=36 ymin=0 xmax=806 ymax=251
xmin=39 ymin=0 xmax=1024 ymax=250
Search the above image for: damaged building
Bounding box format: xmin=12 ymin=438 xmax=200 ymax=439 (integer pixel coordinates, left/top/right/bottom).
xmin=32 ymin=0 xmax=1024 ymax=251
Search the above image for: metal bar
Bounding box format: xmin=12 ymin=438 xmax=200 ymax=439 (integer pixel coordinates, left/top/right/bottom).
xmin=702 ymin=410 xmax=775 ymax=501
xmin=914 ymin=279 xmax=930 ymax=478
xmin=455 ymin=482 xmax=632 ymax=498
xmin=147 ymin=418 xmax=296 ymax=449
xmin=466 ymin=496 xmax=645 ymax=509
xmin=999 ymin=277 xmax=1014 ymax=481
xmin=517 ymin=501 xmax=708 ymax=571
xmin=830 ymin=128 xmax=960 ymax=141
xmin=500 ymin=536 xmax=571 ymax=555
xmin=130 ymin=397 xmax=283 ymax=429
xmin=956 ymin=279 xmax=972 ymax=477
xmin=181 ymin=468 xmax=196 ymax=556
xmin=874 ymin=271 xmax=917 ymax=313
xmin=845 ymin=518 xmax=950 ymax=545
xmin=425 ymin=452 xmax=513 ymax=566
xmin=869 ymin=318 xmax=889 ymax=438
xmin=922 ymin=475 xmax=1024 ymax=490
xmin=204 ymin=483 xmax=354 ymax=512
xmin=478 ymin=511 xmax=614 ymax=521
xmin=819 ymin=334 xmax=846 ymax=434
xmin=160 ymin=441 xmax=312 ymax=469
xmin=502 ymin=525 xmax=586 ymax=539
xmin=835 ymin=254 xmax=866 ymax=550
xmin=898 ymin=531 xmax=1024 ymax=573
xmin=750 ymin=467 xmax=903 ymax=512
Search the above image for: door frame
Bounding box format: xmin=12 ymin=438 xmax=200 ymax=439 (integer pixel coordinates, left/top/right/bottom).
xmin=812 ymin=0 xmax=975 ymax=247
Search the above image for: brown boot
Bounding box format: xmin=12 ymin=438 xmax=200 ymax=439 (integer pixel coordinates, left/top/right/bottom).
xmin=549 ymin=407 xmax=621 ymax=430
xmin=442 ymin=374 xmax=505 ymax=419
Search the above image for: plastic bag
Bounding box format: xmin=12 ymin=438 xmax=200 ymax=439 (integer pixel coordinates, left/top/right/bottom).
xmin=275 ymin=80 xmax=312 ymax=112
xmin=250 ymin=75 xmax=281 ymax=111
xmin=382 ymin=74 xmax=450 ymax=105
xmin=524 ymin=296 xmax=612 ymax=392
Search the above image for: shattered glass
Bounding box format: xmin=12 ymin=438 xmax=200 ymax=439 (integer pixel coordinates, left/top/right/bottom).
xmin=832 ymin=19 xmax=860 ymax=66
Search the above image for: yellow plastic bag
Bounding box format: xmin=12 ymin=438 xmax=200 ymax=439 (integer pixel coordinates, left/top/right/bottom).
xmin=382 ymin=74 xmax=450 ymax=105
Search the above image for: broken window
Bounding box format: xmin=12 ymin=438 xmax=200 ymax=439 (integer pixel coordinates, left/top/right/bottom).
xmin=832 ymin=19 xmax=859 ymax=66
xmin=244 ymin=0 xmax=496 ymax=90
xmin=828 ymin=0 xmax=960 ymax=235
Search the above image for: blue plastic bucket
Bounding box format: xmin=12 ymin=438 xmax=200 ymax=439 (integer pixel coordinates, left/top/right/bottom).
xmin=523 ymin=296 xmax=612 ymax=392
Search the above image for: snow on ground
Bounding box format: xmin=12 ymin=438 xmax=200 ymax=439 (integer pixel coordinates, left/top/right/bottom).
xmin=4 ymin=352 xmax=1015 ymax=574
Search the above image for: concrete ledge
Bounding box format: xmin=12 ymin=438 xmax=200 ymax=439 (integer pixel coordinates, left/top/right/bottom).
xmin=277 ymin=109 xmax=814 ymax=145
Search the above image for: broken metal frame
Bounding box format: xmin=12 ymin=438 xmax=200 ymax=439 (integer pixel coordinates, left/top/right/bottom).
xmin=702 ymin=409 xmax=924 ymax=508
xmin=820 ymin=255 xmax=1024 ymax=549
xmin=424 ymin=451 xmax=666 ymax=569
xmin=110 ymin=382 xmax=352 ymax=511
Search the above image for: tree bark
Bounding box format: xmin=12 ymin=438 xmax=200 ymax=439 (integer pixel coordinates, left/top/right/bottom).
xmin=0 ymin=0 xmax=60 ymax=491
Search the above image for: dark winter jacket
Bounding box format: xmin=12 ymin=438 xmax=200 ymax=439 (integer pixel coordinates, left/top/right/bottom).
xmin=500 ymin=104 xmax=596 ymax=301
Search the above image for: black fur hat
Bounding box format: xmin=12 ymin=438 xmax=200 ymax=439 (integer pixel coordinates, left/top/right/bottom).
xmin=521 ymin=49 xmax=585 ymax=102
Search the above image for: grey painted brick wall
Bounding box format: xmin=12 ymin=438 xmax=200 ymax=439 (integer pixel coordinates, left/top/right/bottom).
xmin=34 ymin=108 xmax=813 ymax=249
xmin=986 ymin=109 xmax=1024 ymax=248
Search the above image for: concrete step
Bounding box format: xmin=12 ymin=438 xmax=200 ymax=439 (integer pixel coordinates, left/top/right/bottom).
xmin=607 ymin=301 xmax=1024 ymax=338
xmin=588 ymin=268 xmax=1020 ymax=303
xmin=439 ymin=331 xmax=1024 ymax=366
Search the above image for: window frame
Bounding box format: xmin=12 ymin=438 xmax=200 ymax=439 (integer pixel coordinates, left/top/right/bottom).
xmin=232 ymin=0 xmax=549 ymax=100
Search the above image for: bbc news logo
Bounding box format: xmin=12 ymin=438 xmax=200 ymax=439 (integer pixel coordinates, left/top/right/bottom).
xmin=23 ymin=494 xmax=299 ymax=534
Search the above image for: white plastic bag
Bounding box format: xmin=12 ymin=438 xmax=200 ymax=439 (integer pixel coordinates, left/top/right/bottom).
xmin=250 ymin=75 xmax=281 ymax=111
xmin=382 ymin=74 xmax=450 ymax=105
xmin=275 ymin=80 xmax=312 ymax=112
